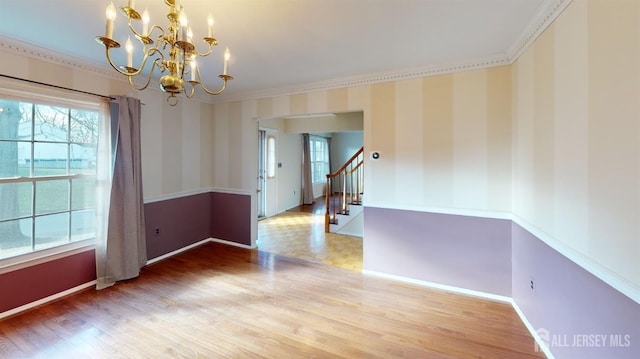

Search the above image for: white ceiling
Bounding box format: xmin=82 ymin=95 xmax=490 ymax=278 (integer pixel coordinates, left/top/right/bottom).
xmin=0 ymin=0 xmax=562 ymax=102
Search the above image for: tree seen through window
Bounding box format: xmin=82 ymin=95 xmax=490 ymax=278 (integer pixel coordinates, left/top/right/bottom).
xmin=0 ymin=98 xmax=99 ymax=259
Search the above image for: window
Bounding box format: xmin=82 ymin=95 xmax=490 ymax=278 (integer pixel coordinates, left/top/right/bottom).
xmin=266 ymin=135 xmax=276 ymax=179
xmin=310 ymin=136 xmax=329 ymax=183
xmin=0 ymin=97 xmax=99 ymax=260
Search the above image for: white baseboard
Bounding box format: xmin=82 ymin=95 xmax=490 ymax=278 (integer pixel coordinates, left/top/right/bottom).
xmin=510 ymin=299 xmax=555 ymax=359
xmin=0 ymin=280 xmax=96 ymax=320
xmin=146 ymin=238 xmax=213 ymax=265
xmin=362 ymin=269 xmax=511 ymax=303
xmin=210 ymin=237 xmax=257 ymax=249
xmin=147 ymin=237 xmax=256 ymax=266
xmin=363 ymin=269 xmax=552 ymax=358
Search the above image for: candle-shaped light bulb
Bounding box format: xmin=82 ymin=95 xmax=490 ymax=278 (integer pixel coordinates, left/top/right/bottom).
xmin=223 ymin=47 xmax=230 ymax=75
xmin=179 ymin=9 xmax=188 ymax=41
xmin=190 ymin=60 xmax=197 ymax=81
xmin=125 ymin=37 xmax=134 ymax=67
xmin=207 ymin=14 xmax=214 ymax=38
xmin=105 ymin=2 xmax=117 ymax=39
xmin=128 ymin=0 xmax=135 ymax=9
xmin=142 ymin=9 xmax=150 ymax=34
xmin=179 ymin=9 xmax=188 ymax=27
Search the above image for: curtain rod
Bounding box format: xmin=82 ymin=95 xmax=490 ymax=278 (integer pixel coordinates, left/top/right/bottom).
xmin=0 ymin=73 xmax=116 ymax=101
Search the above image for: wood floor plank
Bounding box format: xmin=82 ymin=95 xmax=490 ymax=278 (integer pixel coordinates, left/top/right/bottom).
xmin=0 ymin=242 xmax=545 ymax=358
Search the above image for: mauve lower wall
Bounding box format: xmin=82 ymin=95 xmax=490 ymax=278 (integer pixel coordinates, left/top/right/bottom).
xmin=0 ymin=250 xmax=96 ymax=313
xmin=363 ymin=207 xmax=512 ymax=297
xmin=512 ymin=223 xmax=640 ymax=359
xmin=144 ymin=192 xmax=212 ymax=260
xmin=211 ymin=192 xmax=252 ymax=246
xmin=144 ymin=191 xmax=252 ymax=260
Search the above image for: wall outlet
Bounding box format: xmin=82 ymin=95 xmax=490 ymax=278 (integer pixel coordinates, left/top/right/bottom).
xmin=154 ymin=227 xmax=160 ymax=237
xmin=530 ymin=277 xmax=536 ymax=293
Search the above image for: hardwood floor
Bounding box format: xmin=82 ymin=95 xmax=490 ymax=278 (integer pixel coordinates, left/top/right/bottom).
xmin=257 ymin=209 xmax=362 ymax=271
xmin=0 ymin=242 xmax=545 ymax=358
xmin=286 ymin=199 xmax=326 ymax=215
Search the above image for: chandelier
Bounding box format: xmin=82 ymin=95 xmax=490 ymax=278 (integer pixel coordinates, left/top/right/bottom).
xmin=96 ymin=0 xmax=233 ymax=105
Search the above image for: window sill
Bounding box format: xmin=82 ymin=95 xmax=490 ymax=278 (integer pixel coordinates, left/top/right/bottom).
xmin=0 ymin=240 xmax=95 ymax=275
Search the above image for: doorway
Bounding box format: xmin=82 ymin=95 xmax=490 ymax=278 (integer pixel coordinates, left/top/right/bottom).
xmin=256 ymin=113 xmax=364 ymax=271
xmin=257 ymin=128 xmax=278 ymax=219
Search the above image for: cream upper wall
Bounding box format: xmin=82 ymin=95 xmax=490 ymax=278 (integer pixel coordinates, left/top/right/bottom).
xmin=215 ymin=66 xmax=513 ymax=216
xmin=139 ymin=88 xmax=219 ymax=199
xmin=0 ymin=46 xmax=219 ymax=202
xmin=512 ymin=0 xmax=640 ymax=295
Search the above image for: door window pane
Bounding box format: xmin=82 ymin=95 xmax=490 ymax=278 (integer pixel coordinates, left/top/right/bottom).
xmin=267 ymin=135 xmax=276 ymax=179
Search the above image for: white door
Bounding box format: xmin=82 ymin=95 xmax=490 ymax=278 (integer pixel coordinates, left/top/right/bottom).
xmin=257 ymin=129 xmax=266 ymax=218
xmin=258 ymin=128 xmax=278 ymax=218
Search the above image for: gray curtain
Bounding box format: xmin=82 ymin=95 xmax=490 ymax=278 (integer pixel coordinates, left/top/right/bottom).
xmin=96 ymin=96 xmax=147 ymax=289
xmin=302 ymin=133 xmax=314 ymax=204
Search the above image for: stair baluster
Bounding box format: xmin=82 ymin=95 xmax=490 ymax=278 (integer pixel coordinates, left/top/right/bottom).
xmin=325 ymin=146 xmax=364 ymax=232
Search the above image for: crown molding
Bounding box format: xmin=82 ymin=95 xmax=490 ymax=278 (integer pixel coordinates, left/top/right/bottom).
xmin=1 ymin=0 xmax=573 ymax=105
xmin=505 ymin=0 xmax=574 ymax=62
xmin=213 ymin=0 xmax=574 ymax=104
xmin=0 ymin=35 xmax=120 ymax=82
xmin=212 ymin=53 xmax=511 ymax=104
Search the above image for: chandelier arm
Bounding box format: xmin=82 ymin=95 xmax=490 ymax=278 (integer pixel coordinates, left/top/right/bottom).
xmin=184 ymin=81 xmax=196 ymax=98
xmin=198 ymin=71 xmax=231 ymax=95
xmin=200 ymin=81 xmax=227 ymax=95
xmin=150 ymin=24 xmax=165 ymax=37
xmin=127 ymin=58 xmax=162 ymax=91
xmin=153 ymin=28 xmax=170 ymax=49
xmin=135 ymin=24 xmax=166 ymax=49
xmin=104 ymin=46 xmax=137 ymax=77
xmin=125 ymin=46 xmax=165 ymax=78
xmin=145 ymin=47 xmax=167 ymax=72
xmin=193 ymin=40 xmax=215 ymax=58
xmin=127 ymin=18 xmax=145 ymax=40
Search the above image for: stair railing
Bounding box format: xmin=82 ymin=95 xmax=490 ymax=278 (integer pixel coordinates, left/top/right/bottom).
xmin=325 ymin=146 xmax=364 ymax=232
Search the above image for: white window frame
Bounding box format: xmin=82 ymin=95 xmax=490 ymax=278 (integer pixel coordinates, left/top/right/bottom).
xmin=310 ymin=136 xmax=329 ymax=184
xmin=0 ymin=81 xmax=102 ymax=270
